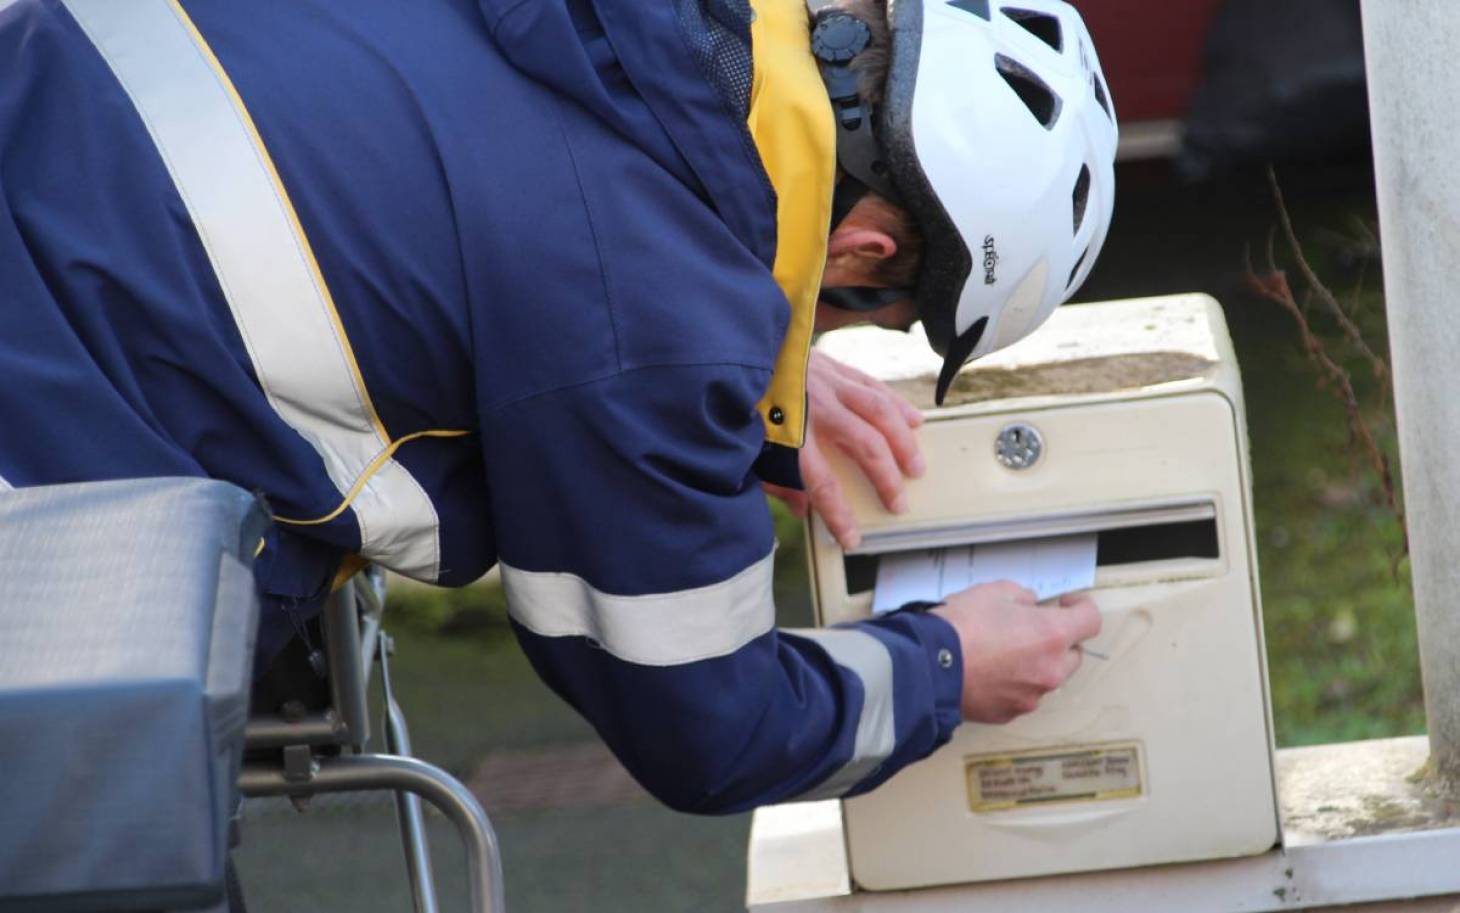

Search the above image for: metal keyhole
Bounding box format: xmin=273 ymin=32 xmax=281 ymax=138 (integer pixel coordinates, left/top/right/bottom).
xmin=995 ymin=422 xmax=1043 ymax=470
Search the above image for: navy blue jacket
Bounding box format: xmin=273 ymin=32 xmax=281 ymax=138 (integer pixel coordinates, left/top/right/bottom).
xmin=0 ymin=0 xmax=963 ymax=812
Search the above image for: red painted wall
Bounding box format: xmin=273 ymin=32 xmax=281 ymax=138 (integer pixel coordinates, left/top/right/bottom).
xmin=1079 ymin=0 xmax=1226 ymax=122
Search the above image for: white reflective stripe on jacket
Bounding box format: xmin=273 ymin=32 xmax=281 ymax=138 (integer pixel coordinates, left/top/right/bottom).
xmin=61 ymin=0 xmax=447 ymax=580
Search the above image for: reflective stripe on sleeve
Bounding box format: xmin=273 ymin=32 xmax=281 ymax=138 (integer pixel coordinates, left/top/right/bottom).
xmin=790 ymin=627 xmax=897 ymax=800
xmin=60 ymin=0 xmax=445 ymax=580
xmin=501 ymin=550 xmax=777 ymax=667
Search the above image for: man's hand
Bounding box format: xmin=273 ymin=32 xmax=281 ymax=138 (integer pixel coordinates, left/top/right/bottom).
xmin=931 ymin=581 xmax=1102 ymax=723
xmin=765 ymin=351 xmax=924 ymax=550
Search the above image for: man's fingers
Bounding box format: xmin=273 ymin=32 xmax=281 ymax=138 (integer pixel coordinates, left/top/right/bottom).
xmin=1056 ymin=594 xmax=1103 ymax=643
xmin=802 ymin=350 xmax=926 ymax=534
xmin=802 ymin=441 xmax=860 ymax=549
xmin=1059 ymin=643 xmax=1084 ymax=680
xmin=960 ymin=579 xmax=1037 ymax=603
xmin=822 ymin=354 xmax=879 ymax=388
xmin=840 ymin=435 xmax=905 ymax=514
xmin=895 ymin=394 xmax=924 ymax=428
xmin=827 ymin=355 xmax=924 ymax=428
xmin=833 ymin=424 xmax=908 ymax=514
xmin=840 ymin=383 xmax=925 ymax=478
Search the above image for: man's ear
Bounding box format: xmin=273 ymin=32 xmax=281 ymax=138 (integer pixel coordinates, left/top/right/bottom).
xmin=826 ymin=227 xmax=898 ymax=265
xmin=823 ymin=226 xmax=899 ymax=289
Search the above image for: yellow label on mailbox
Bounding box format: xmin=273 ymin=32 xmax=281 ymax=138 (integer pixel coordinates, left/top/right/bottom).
xmin=966 ymin=743 xmax=1143 ymax=812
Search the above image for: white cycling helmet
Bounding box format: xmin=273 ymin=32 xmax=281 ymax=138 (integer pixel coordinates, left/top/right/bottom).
xmin=813 ymin=0 xmax=1119 ymax=403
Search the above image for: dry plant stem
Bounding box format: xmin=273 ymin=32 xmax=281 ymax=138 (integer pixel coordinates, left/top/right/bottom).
xmin=1245 ymin=222 xmax=1408 ymax=566
xmin=1347 ymin=216 xmax=1381 ymax=322
xmin=1267 ymin=167 xmax=1391 ymax=390
xmin=1246 ymin=267 xmax=1395 ymax=508
xmin=1348 ymin=246 xmax=1369 ymax=320
xmin=1245 ymin=266 xmax=1406 ymax=557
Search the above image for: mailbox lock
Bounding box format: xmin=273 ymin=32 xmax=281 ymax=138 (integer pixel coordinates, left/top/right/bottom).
xmin=995 ymin=423 xmax=1043 ymax=470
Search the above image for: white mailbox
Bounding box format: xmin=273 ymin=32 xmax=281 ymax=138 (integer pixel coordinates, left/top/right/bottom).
xmin=807 ymin=294 xmax=1279 ymax=891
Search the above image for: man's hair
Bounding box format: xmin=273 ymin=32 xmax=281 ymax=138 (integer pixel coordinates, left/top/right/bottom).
xmin=826 ymin=0 xmax=923 ymax=290
xmin=833 ymin=0 xmax=891 ymax=106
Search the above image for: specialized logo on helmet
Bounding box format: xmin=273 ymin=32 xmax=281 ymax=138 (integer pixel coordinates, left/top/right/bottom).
xmin=982 ymin=235 xmax=999 ymax=285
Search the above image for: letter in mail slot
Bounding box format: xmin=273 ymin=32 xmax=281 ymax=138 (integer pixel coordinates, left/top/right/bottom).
xmin=806 ymin=295 xmax=1279 ymax=890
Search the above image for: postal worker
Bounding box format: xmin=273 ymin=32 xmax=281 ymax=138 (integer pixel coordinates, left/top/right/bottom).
xmin=0 ymin=0 xmax=1114 ymax=811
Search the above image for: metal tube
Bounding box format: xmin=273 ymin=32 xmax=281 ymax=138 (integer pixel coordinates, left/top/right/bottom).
xmin=1360 ymin=0 xmax=1460 ymax=788
xmin=322 ymin=582 xmax=371 ymax=750
xmin=240 ymin=755 xmax=505 ymax=913
xmin=359 ymin=609 xmax=382 ymax=674
xmin=357 ymin=567 xmax=386 ymax=672
xmin=379 ymin=628 xmax=441 ymax=913
xmin=387 ymin=696 xmax=441 ymax=913
xmin=244 ymin=712 xmax=346 ymax=749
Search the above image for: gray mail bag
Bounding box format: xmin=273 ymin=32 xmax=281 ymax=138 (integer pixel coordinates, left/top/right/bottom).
xmin=0 ymin=478 xmax=267 ymax=911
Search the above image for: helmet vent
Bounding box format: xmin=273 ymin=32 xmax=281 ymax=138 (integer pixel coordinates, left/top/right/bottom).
xmin=995 ymin=55 xmax=1061 ymax=129
xmin=1067 ymin=247 xmax=1089 ymax=290
xmin=1001 ymin=8 xmax=1062 ymax=52
xmin=1072 ymin=164 xmax=1091 ymax=234
xmin=1092 ymin=74 xmax=1113 ymax=120
xmin=949 ymin=0 xmax=992 ymax=20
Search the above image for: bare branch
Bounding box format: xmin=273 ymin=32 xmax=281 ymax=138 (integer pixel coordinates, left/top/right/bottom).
xmin=1267 ymin=167 xmax=1391 ymax=391
xmin=1245 ymin=204 xmax=1408 ymax=564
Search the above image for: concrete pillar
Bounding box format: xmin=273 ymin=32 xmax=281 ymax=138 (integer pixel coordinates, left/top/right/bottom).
xmin=1361 ymin=1 xmax=1460 ymax=788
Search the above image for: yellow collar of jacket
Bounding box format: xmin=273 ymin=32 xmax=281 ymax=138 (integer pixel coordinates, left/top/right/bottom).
xmin=747 ymin=0 xmax=835 ymax=449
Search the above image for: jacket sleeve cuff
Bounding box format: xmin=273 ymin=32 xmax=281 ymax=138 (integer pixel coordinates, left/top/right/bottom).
xmin=836 ymin=607 xmax=964 ymax=798
xmin=751 ymin=441 xmax=803 ymax=489
xmin=894 ymin=608 xmax=965 ymax=748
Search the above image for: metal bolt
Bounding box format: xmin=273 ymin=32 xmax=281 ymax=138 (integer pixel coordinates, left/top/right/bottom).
xmin=282 ymin=744 xmax=318 ymax=785
xmin=307 ymin=647 xmax=328 ymax=679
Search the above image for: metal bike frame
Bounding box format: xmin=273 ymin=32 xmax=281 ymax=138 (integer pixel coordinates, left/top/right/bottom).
xmin=240 ymin=576 xmax=505 ymax=913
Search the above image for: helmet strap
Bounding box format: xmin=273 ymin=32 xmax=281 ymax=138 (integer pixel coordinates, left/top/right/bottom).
xmin=813 ymin=12 xmax=911 ymax=315
xmin=819 ymin=286 xmax=907 ymax=313
xmin=833 ymin=116 xmax=900 ymax=205
xmin=811 ymin=10 xmax=901 ymax=205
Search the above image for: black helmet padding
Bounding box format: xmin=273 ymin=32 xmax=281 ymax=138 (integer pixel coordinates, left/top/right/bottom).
xmin=878 ymin=0 xmax=973 ymax=366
